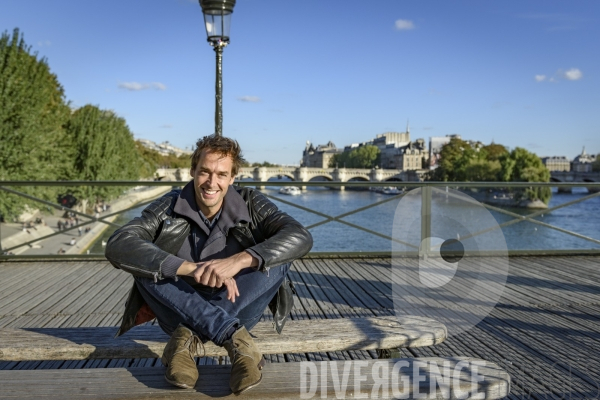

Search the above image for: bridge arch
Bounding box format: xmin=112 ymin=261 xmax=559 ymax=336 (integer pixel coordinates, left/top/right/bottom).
xmin=237 ymin=173 xmax=254 ymax=180
xmin=261 ymin=171 xmax=296 ymax=181
xmin=385 ymin=177 xmax=404 ymax=182
xmin=275 ymin=173 xmax=295 ymax=181
xmin=308 ymin=175 xmax=333 ymax=182
xmin=346 ymin=176 xmax=369 ymax=182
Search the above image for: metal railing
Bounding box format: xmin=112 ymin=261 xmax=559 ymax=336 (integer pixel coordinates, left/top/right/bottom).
xmin=1 ymin=180 xmax=599 ymax=260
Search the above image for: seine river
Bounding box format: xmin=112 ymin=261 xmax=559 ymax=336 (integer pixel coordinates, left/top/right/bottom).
xmin=89 ymin=185 xmax=600 ymax=254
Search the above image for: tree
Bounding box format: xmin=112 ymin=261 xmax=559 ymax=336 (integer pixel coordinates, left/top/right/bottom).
xmin=135 ymin=141 xmax=164 ymax=178
xmin=428 ymin=140 xmax=550 ymax=203
xmin=499 ymin=147 xmax=551 ymax=204
xmin=0 ymin=28 xmax=71 ymax=219
xmin=481 ymin=143 xmax=508 ymax=162
xmin=63 ymin=105 xmax=141 ymax=211
xmin=251 ymin=161 xmax=280 ymax=167
xmin=464 ymin=159 xmax=502 ymax=182
xmin=329 ymin=145 xmax=380 ymax=169
xmin=430 ymin=138 xmax=481 ymax=181
xmin=135 ymin=142 xmax=190 ymax=178
xmin=592 ymin=157 xmax=600 ymax=172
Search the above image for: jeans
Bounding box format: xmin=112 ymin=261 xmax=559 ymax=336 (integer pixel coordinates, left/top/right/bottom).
xmin=134 ymin=262 xmax=291 ymax=346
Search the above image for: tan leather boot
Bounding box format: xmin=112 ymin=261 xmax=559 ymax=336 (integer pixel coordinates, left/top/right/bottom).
xmin=223 ymin=326 xmax=266 ymax=395
xmin=161 ymin=325 xmax=202 ymax=389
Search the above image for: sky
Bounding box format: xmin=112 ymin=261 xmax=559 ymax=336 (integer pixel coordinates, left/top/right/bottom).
xmin=2 ymin=0 xmax=599 ymax=165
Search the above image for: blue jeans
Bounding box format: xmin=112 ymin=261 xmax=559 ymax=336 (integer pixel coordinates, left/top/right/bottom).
xmin=134 ymin=263 xmax=291 ymax=346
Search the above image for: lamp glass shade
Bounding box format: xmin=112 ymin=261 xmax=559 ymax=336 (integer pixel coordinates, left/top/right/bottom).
xmin=203 ymin=10 xmax=232 ymax=42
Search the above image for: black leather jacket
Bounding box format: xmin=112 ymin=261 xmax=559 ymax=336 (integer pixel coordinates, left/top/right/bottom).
xmin=106 ymin=185 xmax=313 ymax=336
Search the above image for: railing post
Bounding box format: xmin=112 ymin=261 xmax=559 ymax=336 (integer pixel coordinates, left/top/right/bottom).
xmin=421 ymin=185 xmax=432 ymax=259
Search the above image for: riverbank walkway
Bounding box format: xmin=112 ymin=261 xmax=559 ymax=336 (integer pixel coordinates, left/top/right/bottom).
xmin=0 ymin=255 xmax=598 ymax=398
xmin=0 ymin=186 xmax=170 ymax=256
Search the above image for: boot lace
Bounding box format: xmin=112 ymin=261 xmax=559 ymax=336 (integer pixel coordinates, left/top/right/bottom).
xmin=186 ymin=334 xmax=205 ymax=358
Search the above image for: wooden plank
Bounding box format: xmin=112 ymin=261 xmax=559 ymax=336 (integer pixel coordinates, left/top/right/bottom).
xmin=287 ymin=266 xmax=320 ymax=311
xmin=293 ymin=260 xmax=347 ymax=315
xmin=0 ymin=357 xmax=510 ymax=399
xmin=508 ymin=258 xmax=600 ymax=305
xmin=0 ymin=316 xmax=446 ymax=361
xmin=25 ymin=262 xmax=109 ymax=315
xmin=0 ymin=263 xmax=97 ymax=316
xmin=298 ymin=259 xmax=353 ymax=313
xmin=0 ymin=263 xmax=79 ymax=311
xmin=70 ymin=269 xmax=130 ymax=316
xmin=38 ymin=262 xmax=116 ymax=315
xmin=338 ymin=258 xmax=394 ymax=309
xmin=312 ymin=258 xmax=380 ymax=310
xmin=0 ymin=263 xmax=65 ymax=301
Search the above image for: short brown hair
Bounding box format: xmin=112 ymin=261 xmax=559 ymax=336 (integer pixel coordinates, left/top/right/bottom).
xmin=190 ymin=135 xmax=246 ymax=176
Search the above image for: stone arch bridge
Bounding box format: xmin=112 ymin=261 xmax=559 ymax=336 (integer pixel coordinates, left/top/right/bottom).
xmin=550 ymin=171 xmax=600 ymax=193
xmin=156 ymin=167 xmax=425 ymax=188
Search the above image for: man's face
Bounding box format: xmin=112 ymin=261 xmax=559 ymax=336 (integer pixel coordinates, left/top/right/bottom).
xmin=190 ymin=150 xmax=235 ymax=218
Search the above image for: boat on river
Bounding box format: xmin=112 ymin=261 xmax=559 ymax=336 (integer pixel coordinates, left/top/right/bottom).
xmin=381 ymin=187 xmax=402 ymax=195
xmin=370 ymin=186 xmax=402 ymax=195
xmin=279 ymin=186 xmax=301 ymax=195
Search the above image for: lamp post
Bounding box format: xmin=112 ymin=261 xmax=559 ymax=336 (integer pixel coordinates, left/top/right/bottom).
xmin=199 ymin=0 xmax=236 ymax=137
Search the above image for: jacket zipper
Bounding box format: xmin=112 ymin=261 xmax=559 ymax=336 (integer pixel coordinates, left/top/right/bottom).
xmin=120 ymin=263 xmax=159 ymax=282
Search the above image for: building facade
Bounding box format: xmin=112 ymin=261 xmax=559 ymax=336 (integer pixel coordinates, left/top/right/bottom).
xmin=301 ymin=141 xmax=343 ymax=168
xmin=393 ymin=138 xmax=427 ymax=170
xmin=571 ymin=147 xmax=596 ymax=173
xmin=541 ymin=156 xmax=571 ymax=172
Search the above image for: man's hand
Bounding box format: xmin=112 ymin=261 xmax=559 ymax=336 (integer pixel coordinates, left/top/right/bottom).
xmin=177 ymin=252 xmax=258 ymax=302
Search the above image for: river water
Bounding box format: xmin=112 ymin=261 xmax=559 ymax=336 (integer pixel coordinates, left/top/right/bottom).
xmin=89 ymin=186 xmax=600 ymax=254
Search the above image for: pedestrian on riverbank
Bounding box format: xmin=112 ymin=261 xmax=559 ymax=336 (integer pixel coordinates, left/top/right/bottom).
xmin=78 ymin=227 xmax=82 ymax=236
xmin=106 ymin=135 xmax=312 ymax=394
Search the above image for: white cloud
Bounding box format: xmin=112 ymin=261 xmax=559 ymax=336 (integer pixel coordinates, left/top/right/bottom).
xmin=534 ymin=68 xmax=583 ymax=83
xmin=151 ymin=82 xmax=167 ymax=90
xmin=238 ymin=96 xmax=261 ymax=103
xmin=395 ymin=19 xmax=415 ymax=31
xmin=160 ymin=124 xmax=173 ymax=129
xmin=118 ymin=82 xmax=167 ymax=91
xmin=564 ymin=68 xmax=582 ymax=81
xmin=37 ymin=40 xmax=51 ymax=47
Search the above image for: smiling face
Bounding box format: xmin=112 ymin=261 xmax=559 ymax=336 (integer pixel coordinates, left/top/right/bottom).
xmin=190 ymin=150 xmax=235 ymax=220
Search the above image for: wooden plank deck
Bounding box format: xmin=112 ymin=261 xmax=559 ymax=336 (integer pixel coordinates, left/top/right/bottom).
xmin=1 ymin=256 xmax=599 ymax=399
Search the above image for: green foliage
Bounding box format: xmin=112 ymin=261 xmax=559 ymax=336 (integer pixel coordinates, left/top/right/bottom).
xmin=499 ymin=147 xmax=551 ymax=204
xmin=251 ymin=161 xmax=280 ymax=167
xmin=329 ymin=145 xmax=381 ymax=169
xmin=464 ymin=159 xmax=502 ymax=182
xmin=0 ymin=28 xmax=71 ymax=219
xmin=429 ymin=140 xmax=550 ymax=204
xmin=63 ymin=105 xmax=141 ymax=207
xmin=481 ymin=143 xmax=508 ymax=161
xmin=429 ymin=138 xmax=483 ymax=181
xmin=135 ymin=141 xmax=190 ymax=178
xmin=592 ymin=157 xmax=600 ymax=172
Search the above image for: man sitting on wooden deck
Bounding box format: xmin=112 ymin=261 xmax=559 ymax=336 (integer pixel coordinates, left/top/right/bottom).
xmin=105 ymin=135 xmax=313 ymax=394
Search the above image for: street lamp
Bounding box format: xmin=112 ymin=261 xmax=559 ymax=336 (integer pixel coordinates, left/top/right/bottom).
xmin=199 ymin=0 xmax=236 ymax=137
